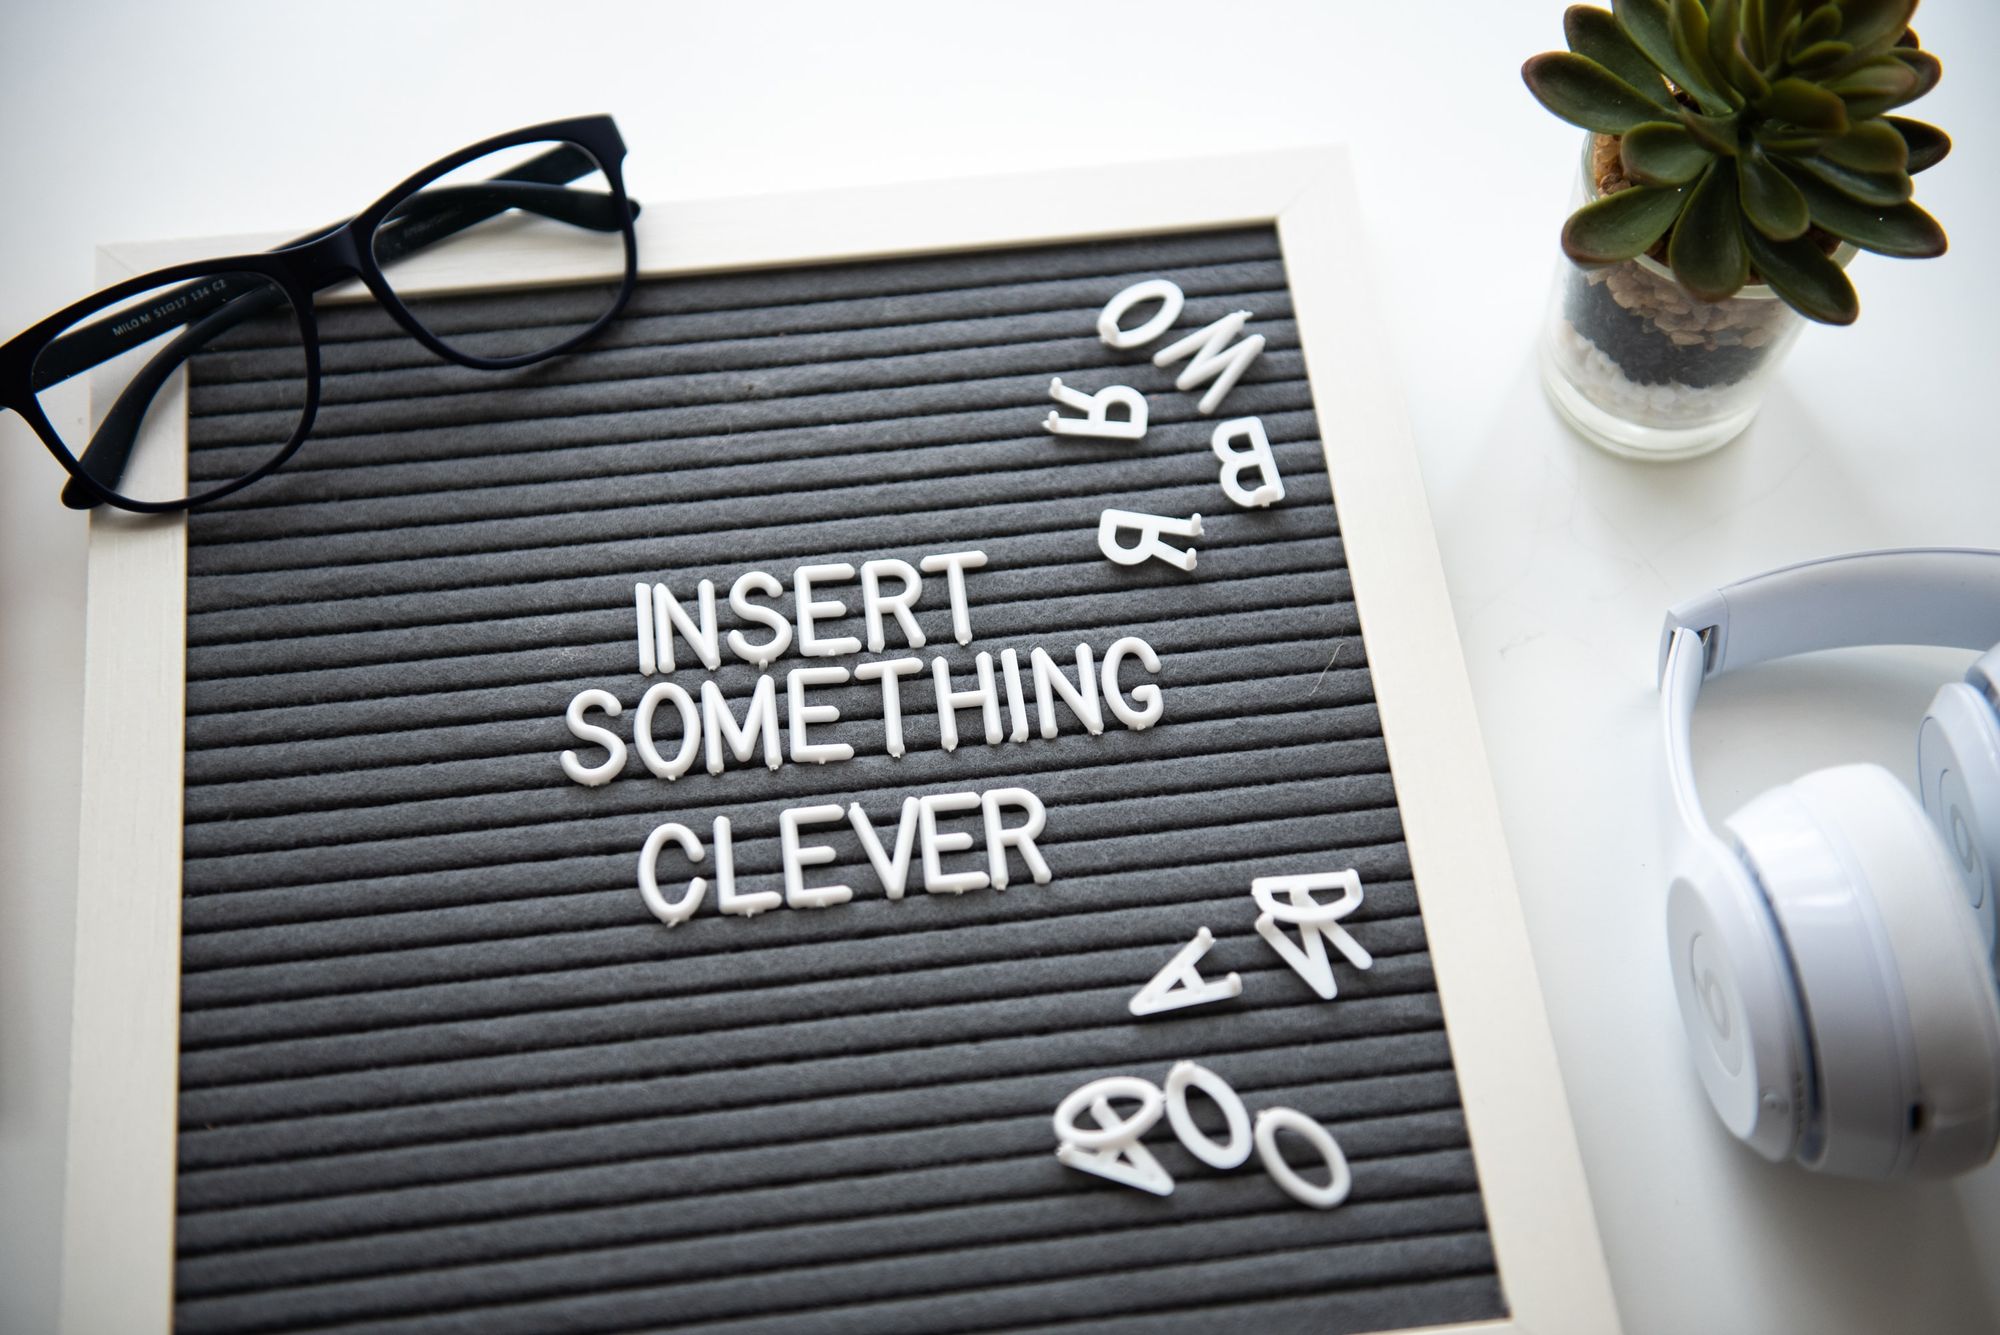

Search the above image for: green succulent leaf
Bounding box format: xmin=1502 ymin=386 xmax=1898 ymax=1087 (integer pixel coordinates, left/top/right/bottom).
xmin=1790 ymin=152 xmax=1911 ymax=205
xmin=1565 ymin=5 xmax=1681 ymax=109
xmin=1886 ymin=116 xmax=1951 ymax=172
xmin=1790 ymin=39 xmax=1853 ymax=72
xmin=1707 ymin=0 xmax=1742 ymax=82
xmin=1671 ymin=0 xmax=1743 ymax=108
xmin=1737 ymin=147 xmax=1812 ymax=239
xmin=1821 ymin=118 xmax=1909 ymax=173
xmin=1562 ymin=183 xmax=1690 ymax=263
xmin=1838 ymin=52 xmax=1936 ymax=117
xmin=1768 ymin=0 xmax=1816 ymax=53
xmin=1895 ymin=48 xmax=1943 ymax=93
xmin=1785 ymin=165 xmax=1947 ymax=255
xmin=1743 ymin=0 xmax=1772 ymax=65
xmin=1725 ymin=31 xmax=1772 ymax=98
xmin=1523 ymin=52 xmax=1671 ymax=133
xmin=1741 ymin=225 xmax=1859 ymax=324
xmin=1834 ymin=0 xmax=1918 ymax=59
xmin=1757 ymin=78 xmax=1849 ymax=133
xmin=1827 ymin=58 xmax=1919 ymax=101
xmin=1615 ymin=0 xmax=1732 ymax=112
xmin=1793 ymin=4 xmax=1842 ymax=50
xmin=1757 ymin=126 xmax=1838 ymax=153
xmin=1680 ymin=108 xmax=1744 ymax=155
xmin=1669 ymin=162 xmax=1750 ymax=300
xmin=1622 ymin=121 xmax=1714 ymax=184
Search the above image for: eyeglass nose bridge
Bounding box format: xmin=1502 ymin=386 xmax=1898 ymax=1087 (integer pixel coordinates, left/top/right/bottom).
xmin=286 ymin=226 xmax=371 ymax=295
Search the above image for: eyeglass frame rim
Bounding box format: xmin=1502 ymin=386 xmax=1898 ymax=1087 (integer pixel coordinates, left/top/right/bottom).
xmin=0 ymin=113 xmax=638 ymax=514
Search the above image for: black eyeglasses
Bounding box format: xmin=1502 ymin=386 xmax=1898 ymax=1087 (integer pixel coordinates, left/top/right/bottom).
xmin=0 ymin=114 xmax=639 ymax=514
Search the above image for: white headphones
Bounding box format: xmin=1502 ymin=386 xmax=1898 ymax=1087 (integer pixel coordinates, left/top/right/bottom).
xmin=1660 ymin=548 xmax=2000 ymax=1178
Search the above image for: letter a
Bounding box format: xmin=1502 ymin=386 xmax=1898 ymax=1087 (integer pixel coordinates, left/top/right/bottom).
xmin=1128 ymin=927 xmax=1243 ymax=1016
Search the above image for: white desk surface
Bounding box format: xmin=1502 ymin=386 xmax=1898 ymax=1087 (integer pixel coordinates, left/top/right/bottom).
xmin=3 ymin=4 xmax=1997 ymax=1332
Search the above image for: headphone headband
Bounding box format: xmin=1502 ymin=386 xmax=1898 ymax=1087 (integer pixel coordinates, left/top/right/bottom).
xmin=1660 ymin=548 xmax=2000 ymax=685
xmin=1660 ymin=547 xmax=2000 ymax=843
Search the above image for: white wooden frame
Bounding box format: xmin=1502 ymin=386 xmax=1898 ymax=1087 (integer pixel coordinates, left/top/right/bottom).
xmin=65 ymin=147 xmax=1620 ymax=1335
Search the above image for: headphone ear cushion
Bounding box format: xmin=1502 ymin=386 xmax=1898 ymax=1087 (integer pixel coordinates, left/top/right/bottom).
xmin=1919 ymin=675 xmax=2000 ymax=959
xmin=1733 ymin=764 xmax=2000 ymax=1177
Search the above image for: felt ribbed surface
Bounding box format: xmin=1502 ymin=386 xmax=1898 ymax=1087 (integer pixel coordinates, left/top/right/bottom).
xmin=174 ymin=228 xmax=1506 ymax=1334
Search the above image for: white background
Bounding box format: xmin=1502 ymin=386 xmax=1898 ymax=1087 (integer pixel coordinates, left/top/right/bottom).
xmin=2 ymin=3 xmax=1997 ymax=1332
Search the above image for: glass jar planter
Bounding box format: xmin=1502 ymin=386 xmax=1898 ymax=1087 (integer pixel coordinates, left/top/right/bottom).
xmin=1539 ymin=134 xmax=1853 ymax=461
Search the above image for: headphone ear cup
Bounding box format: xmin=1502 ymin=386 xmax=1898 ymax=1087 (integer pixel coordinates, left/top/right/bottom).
xmin=1730 ymin=765 xmax=2000 ymax=1177
xmin=1919 ymin=669 xmax=2000 ymax=960
xmin=1664 ymin=830 xmax=1810 ymax=1163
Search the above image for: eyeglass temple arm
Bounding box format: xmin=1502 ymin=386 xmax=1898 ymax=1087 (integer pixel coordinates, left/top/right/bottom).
xmin=34 ymin=143 xmax=633 ymax=395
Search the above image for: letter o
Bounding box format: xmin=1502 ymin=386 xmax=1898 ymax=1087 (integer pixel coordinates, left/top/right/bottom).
xmin=1098 ymin=279 xmax=1186 ymax=350
xmin=1163 ymin=1061 xmax=1252 ymax=1169
xmin=1254 ymin=1107 xmax=1352 ymax=1209
xmin=1053 ymin=1075 xmax=1164 ymax=1150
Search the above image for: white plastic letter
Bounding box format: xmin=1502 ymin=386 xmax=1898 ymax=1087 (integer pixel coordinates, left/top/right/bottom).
xmin=780 ymin=804 xmax=853 ymax=910
xmin=794 ymin=562 xmax=862 ymax=658
xmin=652 ymin=579 xmax=722 ymax=673
xmin=1097 ymin=278 xmax=1185 ymax=350
xmin=1210 ymin=416 xmax=1285 ymax=508
xmin=919 ymin=791 xmax=991 ymax=895
xmin=1251 ymin=871 xmax=1371 ymax=1001
xmin=1031 ymin=643 xmax=1103 ymax=739
xmin=1152 ymin=309 xmax=1265 ymax=415
xmin=1053 ymin=1076 xmax=1164 ymax=1150
xmin=860 ymin=558 xmax=927 ymax=653
xmin=634 ymin=582 xmax=657 ymax=676
xmin=1100 ymin=636 xmax=1164 ymax=731
xmin=1164 ymin=1061 xmax=1253 ymax=1169
xmin=919 ymin=550 xmax=987 ymax=645
xmin=701 ymin=675 xmax=782 ymax=774
xmin=634 ymin=682 xmax=700 ymax=780
xmin=1098 ymin=509 xmax=1202 ymax=572
xmin=1043 ymin=377 xmax=1148 ymax=441
xmin=1055 ymin=1135 xmax=1174 ymax=1196
xmin=932 ymin=652 xmax=1002 ymax=752
xmin=1128 ymin=927 xmax=1243 ymax=1017
xmin=1255 ymin=1108 xmax=1352 ymax=1209
xmin=855 ymin=656 xmax=922 ymax=758
xmin=638 ymin=822 xmax=706 ymax=927
xmin=1000 ymin=647 xmax=1030 ymax=742
xmin=849 ymin=797 xmax=921 ymax=900
xmin=787 ymin=666 xmax=854 ymax=765
xmin=714 ymin=816 xmax=781 ymax=917
xmin=982 ymin=787 xmax=1050 ymax=890
xmin=1053 ymin=1078 xmax=1174 ymax=1196
xmin=561 ymin=688 xmax=626 ymax=787
xmin=727 ymin=570 xmax=794 ymax=667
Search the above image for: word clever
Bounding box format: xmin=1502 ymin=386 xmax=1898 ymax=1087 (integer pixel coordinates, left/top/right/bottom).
xmin=637 ymin=787 xmax=1050 ymax=927
xmin=1053 ymin=1062 xmax=1353 ymax=1210
xmin=1041 ymin=278 xmax=1287 ymax=572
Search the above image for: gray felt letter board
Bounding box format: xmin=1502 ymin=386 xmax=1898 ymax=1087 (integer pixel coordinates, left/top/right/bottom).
xmin=172 ymin=227 xmax=1508 ymax=1333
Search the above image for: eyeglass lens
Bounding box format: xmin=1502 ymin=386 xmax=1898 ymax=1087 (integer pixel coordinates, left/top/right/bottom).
xmin=31 ymin=271 xmax=310 ymax=507
xmin=370 ymin=139 xmax=629 ymax=363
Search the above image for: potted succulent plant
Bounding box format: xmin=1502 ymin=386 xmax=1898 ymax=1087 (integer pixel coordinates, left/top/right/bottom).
xmin=1525 ymin=0 xmax=1950 ymax=459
